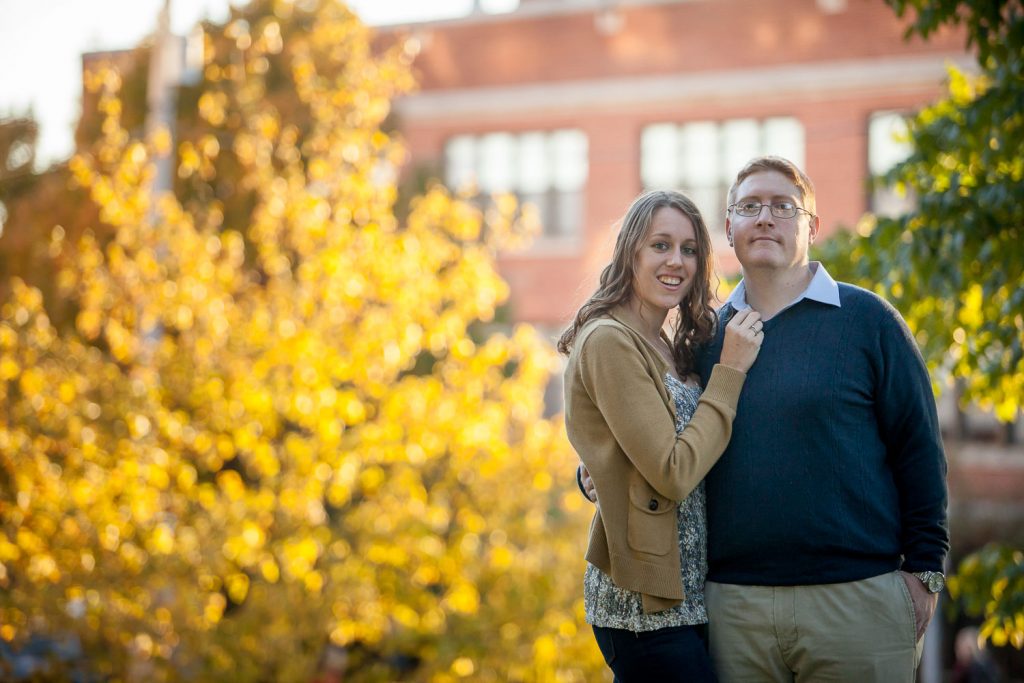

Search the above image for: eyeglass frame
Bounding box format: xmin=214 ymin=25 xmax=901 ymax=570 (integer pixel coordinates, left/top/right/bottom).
xmin=728 ymin=201 xmax=816 ymax=220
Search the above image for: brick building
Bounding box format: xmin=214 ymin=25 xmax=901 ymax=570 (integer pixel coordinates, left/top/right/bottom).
xmin=385 ymin=0 xmax=972 ymax=329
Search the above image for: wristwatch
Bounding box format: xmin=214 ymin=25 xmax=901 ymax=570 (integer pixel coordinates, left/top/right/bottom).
xmin=912 ymin=571 xmax=946 ymax=593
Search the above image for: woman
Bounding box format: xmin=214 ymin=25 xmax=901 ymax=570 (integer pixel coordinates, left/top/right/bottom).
xmin=558 ymin=190 xmax=763 ymax=681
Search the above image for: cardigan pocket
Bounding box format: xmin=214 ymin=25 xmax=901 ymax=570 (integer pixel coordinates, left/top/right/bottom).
xmin=626 ymin=480 xmax=675 ymax=556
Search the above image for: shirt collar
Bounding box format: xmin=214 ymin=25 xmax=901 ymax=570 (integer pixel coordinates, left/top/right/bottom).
xmin=725 ymin=262 xmax=841 ymax=312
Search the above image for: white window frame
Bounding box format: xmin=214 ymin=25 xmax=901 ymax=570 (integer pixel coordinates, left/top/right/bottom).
xmin=444 ymin=129 xmax=588 ymax=252
xmin=640 ymin=116 xmax=805 ymax=236
xmin=868 ymin=110 xmax=914 ymax=218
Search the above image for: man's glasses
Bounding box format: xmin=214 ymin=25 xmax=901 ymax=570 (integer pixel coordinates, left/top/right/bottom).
xmin=729 ymin=201 xmax=815 ymax=219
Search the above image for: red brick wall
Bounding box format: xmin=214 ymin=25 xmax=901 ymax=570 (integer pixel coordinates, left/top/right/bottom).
xmin=387 ymin=0 xmax=970 ymax=326
xmin=405 ymin=0 xmax=964 ymax=88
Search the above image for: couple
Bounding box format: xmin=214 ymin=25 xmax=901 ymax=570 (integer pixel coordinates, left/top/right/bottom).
xmin=559 ymin=156 xmax=949 ymax=682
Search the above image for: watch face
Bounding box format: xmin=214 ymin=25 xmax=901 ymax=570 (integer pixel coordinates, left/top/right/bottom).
xmin=928 ymin=574 xmax=945 ymax=592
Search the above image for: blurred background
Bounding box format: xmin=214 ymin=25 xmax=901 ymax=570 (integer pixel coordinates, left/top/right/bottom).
xmin=1 ymin=0 xmax=1021 ymax=681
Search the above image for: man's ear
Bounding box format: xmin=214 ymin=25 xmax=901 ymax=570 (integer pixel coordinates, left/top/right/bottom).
xmin=808 ymin=214 xmax=820 ymax=244
xmin=725 ymin=216 xmax=734 ymax=246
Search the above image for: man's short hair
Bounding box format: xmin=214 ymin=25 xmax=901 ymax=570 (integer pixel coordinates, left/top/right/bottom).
xmin=728 ymin=156 xmax=816 ymax=215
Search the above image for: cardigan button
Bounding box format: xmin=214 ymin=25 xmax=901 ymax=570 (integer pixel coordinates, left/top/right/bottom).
xmin=648 ymin=498 xmax=659 ymax=511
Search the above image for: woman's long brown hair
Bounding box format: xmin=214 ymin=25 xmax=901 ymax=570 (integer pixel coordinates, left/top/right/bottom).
xmin=556 ymin=190 xmax=717 ymax=378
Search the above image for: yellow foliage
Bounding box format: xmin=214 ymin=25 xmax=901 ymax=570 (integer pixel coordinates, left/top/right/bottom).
xmin=0 ymin=1 xmax=602 ymax=681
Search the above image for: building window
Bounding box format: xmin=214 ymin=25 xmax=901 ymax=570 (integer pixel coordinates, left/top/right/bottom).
xmin=640 ymin=117 xmax=804 ymax=234
xmin=444 ymin=129 xmax=588 ymax=242
xmin=868 ymin=111 xmax=914 ymax=217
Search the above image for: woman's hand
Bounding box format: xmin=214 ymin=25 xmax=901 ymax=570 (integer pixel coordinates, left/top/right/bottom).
xmin=719 ymin=308 xmax=764 ymax=373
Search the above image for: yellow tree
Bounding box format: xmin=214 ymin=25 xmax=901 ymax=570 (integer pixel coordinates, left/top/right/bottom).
xmin=0 ymin=1 xmax=603 ymax=680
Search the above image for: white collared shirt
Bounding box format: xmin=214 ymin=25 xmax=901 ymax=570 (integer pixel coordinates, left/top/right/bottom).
xmin=725 ymin=261 xmax=841 ymax=316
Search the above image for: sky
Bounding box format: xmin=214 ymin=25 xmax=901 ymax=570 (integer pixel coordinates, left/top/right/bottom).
xmin=0 ymin=0 xmax=515 ymax=168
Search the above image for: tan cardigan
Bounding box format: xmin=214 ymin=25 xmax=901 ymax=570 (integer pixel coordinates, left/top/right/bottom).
xmin=563 ymin=305 xmax=746 ymax=614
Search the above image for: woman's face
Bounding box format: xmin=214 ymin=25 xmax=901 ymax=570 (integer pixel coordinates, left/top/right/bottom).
xmin=629 ymin=206 xmax=699 ymax=317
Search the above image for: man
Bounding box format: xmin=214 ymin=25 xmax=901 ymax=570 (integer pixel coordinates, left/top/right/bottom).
xmin=579 ymin=156 xmax=948 ymax=681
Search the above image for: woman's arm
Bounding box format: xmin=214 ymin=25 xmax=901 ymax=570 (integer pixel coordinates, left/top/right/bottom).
xmin=578 ymin=325 xmax=747 ymax=501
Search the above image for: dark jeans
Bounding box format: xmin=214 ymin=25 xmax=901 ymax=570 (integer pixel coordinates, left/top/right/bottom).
xmin=592 ymin=623 xmax=718 ymax=683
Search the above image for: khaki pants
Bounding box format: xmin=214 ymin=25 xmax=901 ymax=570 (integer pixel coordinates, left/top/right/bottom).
xmin=706 ymin=572 xmax=924 ymax=683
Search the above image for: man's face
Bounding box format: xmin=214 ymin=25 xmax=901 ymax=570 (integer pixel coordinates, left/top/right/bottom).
xmin=725 ymin=170 xmax=819 ymax=272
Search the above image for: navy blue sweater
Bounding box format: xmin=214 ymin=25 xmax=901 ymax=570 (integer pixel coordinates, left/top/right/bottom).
xmin=697 ymin=283 xmax=948 ymax=585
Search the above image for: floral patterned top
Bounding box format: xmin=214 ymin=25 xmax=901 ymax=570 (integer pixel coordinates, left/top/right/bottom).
xmin=584 ymin=374 xmax=709 ymax=631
